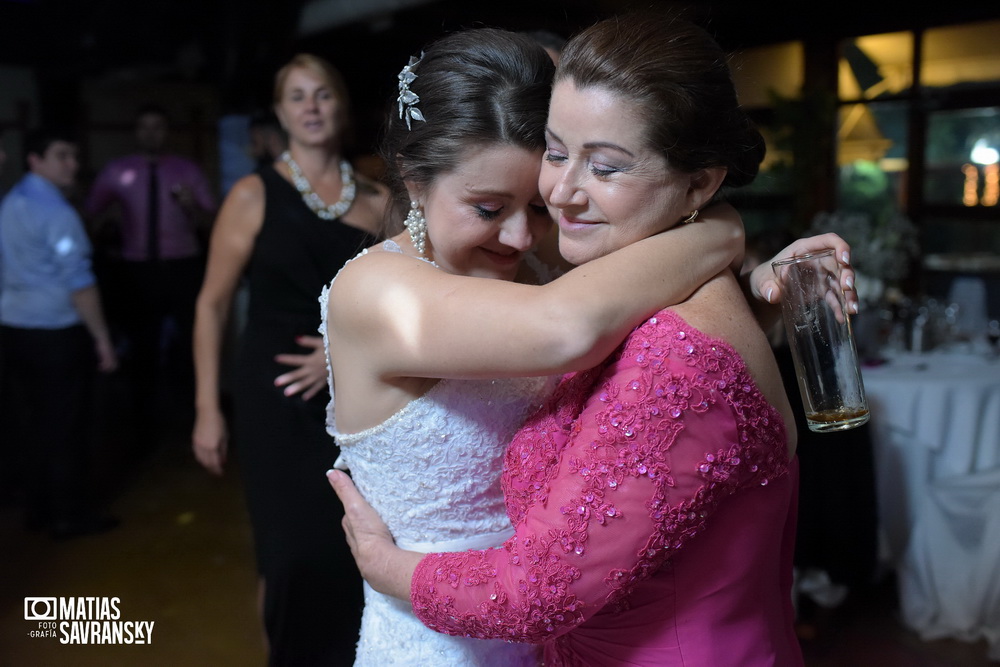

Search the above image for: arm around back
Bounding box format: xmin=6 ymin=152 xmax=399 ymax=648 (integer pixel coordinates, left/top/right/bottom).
xmin=409 ymin=310 xmax=792 ymax=643
xmin=328 ymin=211 xmax=744 ymax=381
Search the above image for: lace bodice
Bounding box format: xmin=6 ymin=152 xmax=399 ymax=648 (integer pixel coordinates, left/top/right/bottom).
xmin=332 ymin=375 xmax=554 ymax=546
xmin=318 ymin=240 xmax=553 ymax=665
xmin=412 ymin=310 xmax=801 ymax=666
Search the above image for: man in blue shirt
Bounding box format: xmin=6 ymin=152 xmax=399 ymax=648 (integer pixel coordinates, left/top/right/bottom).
xmin=0 ymin=127 xmax=119 ymax=539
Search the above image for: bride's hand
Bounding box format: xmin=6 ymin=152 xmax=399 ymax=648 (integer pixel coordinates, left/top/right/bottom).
xmin=327 ymin=469 xmax=421 ymax=600
xmin=749 ymin=232 xmax=859 ymax=314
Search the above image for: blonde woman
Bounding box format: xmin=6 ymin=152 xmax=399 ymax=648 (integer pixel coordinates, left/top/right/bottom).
xmin=193 ymin=54 xmax=387 ymax=664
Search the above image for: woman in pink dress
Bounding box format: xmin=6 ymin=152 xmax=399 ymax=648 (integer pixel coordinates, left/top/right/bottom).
xmin=329 ymin=14 xmax=850 ymax=665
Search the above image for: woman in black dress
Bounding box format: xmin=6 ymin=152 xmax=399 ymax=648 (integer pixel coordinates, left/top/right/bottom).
xmin=193 ymin=54 xmax=387 ymax=665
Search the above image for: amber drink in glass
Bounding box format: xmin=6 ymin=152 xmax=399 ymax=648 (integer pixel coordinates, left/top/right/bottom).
xmin=772 ymin=250 xmax=870 ymax=432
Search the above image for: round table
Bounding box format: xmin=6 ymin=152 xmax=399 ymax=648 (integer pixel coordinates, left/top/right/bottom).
xmin=861 ymin=350 xmax=1000 ymax=659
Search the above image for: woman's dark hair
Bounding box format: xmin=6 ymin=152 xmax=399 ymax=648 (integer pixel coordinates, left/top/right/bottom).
xmin=557 ymin=13 xmax=765 ymax=190
xmin=380 ymin=28 xmax=555 ymax=225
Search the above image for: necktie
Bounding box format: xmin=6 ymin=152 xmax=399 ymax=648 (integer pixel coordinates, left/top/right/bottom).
xmin=147 ymin=161 xmax=159 ymax=261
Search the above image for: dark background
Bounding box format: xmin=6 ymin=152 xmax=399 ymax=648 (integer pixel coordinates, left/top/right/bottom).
xmin=3 ymin=0 xmax=999 ymax=152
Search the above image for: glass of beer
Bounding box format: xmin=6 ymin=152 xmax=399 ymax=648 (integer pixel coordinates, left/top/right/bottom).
xmin=773 ymin=250 xmax=870 ymax=432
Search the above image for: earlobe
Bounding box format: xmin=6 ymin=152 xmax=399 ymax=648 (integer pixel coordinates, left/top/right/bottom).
xmin=688 ymin=167 xmax=727 ymax=209
xmin=402 ymin=177 xmax=423 ymax=206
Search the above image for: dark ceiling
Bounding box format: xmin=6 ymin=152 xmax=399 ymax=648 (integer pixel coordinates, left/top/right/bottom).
xmin=1 ymin=0 xmax=998 ymax=128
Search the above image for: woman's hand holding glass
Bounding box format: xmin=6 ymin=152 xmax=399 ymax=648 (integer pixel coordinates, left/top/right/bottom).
xmin=749 ymin=232 xmax=858 ymax=313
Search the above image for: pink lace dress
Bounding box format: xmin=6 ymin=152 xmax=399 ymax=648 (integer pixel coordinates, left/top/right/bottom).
xmin=411 ymin=310 xmax=804 ymax=666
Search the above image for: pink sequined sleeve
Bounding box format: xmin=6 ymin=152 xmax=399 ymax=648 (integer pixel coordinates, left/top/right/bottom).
xmin=411 ymin=311 xmax=787 ymax=643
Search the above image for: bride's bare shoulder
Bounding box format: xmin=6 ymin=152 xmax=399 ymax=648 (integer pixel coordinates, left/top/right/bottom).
xmin=332 ymin=240 xmax=431 ymax=293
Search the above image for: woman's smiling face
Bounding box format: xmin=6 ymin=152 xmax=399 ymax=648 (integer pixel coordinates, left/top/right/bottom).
xmin=539 ymin=80 xmax=704 ymax=266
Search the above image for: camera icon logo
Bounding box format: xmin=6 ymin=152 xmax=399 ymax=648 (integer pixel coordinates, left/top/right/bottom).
xmin=24 ymin=598 xmax=57 ymax=621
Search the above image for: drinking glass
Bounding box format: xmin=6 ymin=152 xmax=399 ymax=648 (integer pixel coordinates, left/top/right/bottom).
xmin=773 ymin=250 xmax=870 ymax=432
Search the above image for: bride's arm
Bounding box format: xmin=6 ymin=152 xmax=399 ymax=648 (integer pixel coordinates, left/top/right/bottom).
xmin=329 ymin=205 xmax=744 ymax=381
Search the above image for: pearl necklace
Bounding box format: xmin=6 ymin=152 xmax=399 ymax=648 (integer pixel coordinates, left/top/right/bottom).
xmin=281 ymin=151 xmax=356 ymax=220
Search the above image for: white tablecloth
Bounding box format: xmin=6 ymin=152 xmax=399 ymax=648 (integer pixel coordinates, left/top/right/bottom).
xmin=862 ymin=351 xmax=1000 ymax=658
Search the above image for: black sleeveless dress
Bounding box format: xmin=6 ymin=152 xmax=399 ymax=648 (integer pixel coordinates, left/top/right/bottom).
xmin=234 ymin=164 xmax=377 ymax=665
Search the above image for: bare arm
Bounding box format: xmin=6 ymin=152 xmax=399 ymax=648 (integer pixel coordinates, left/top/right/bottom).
xmin=192 ymin=175 xmax=263 ymax=475
xmin=330 ymin=206 xmax=744 ymax=381
xmin=71 ymin=284 xmax=117 ymax=373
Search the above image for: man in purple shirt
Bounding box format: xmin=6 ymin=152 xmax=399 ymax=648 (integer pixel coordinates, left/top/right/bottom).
xmin=86 ymin=104 xmax=216 ymax=444
xmin=0 ymin=127 xmax=119 ymax=539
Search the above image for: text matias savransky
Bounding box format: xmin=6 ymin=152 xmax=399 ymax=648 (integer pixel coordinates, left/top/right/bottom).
xmin=24 ymin=596 xmax=155 ymax=645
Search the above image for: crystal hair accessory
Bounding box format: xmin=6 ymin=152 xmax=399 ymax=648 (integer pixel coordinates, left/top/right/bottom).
xmin=281 ymin=151 xmax=356 ymax=220
xmin=397 ymin=54 xmax=425 ymax=130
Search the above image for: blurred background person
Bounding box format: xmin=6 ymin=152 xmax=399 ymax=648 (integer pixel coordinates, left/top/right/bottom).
xmin=192 ymin=54 xmax=387 ymax=665
xmin=0 ymin=128 xmax=11 ymax=505
xmin=0 ymin=127 xmax=118 ymax=540
xmin=85 ymin=103 xmax=217 ymax=450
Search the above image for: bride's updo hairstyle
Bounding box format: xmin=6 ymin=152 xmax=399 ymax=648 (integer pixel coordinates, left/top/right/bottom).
xmin=380 ymin=29 xmax=555 ymax=226
xmin=556 ymin=13 xmax=765 ymax=191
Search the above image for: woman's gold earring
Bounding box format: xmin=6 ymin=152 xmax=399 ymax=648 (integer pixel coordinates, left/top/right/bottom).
xmin=681 ymin=209 xmax=700 ymax=224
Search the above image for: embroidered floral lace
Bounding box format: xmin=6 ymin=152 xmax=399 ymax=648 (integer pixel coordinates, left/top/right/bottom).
xmin=411 ymin=310 xmax=793 ymax=662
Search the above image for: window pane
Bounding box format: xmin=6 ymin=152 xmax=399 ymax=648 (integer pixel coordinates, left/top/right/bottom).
xmin=925 ymin=107 xmax=1000 ymax=207
xmin=731 ymin=41 xmax=803 ymax=109
xmin=837 ymin=101 xmax=909 ymax=212
xmin=728 ymin=39 xmax=804 ymax=240
xmin=839 ymin=32 xmax=912 ymax=101
xmin=922 ymin=20 xmax=1000 ymax=90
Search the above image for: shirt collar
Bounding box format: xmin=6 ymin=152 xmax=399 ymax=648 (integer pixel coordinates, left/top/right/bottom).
xmin=22 ymin=172 xmax=68 ymax=201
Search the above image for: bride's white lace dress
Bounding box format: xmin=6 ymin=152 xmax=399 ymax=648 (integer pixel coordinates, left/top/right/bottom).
xmin=319 ymin=241 xmax=554 ymax=666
